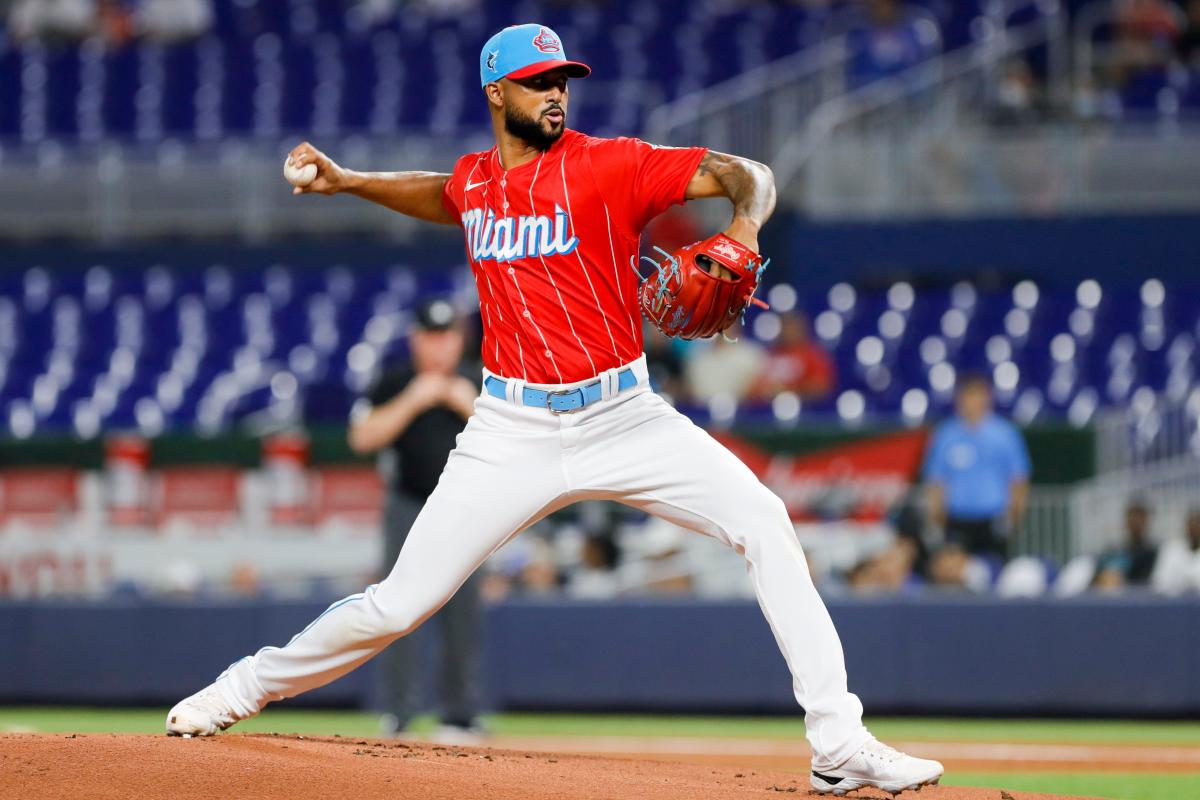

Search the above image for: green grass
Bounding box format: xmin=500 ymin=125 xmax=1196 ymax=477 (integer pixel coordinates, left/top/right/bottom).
xmin=3 ymin=709 xmax=1199 ymax=799
xmin=866 ymin=718 xmax=1200 ymax=746
xmin=0 ymin=707 xmax=384 ymax=736
xmin=3 ymin=708 xmax=1200 ymax=745
xmin=945 ymin=771 xmax=1200 ymax=800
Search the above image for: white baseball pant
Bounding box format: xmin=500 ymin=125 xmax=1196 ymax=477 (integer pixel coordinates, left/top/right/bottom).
xmin=215 ymin=355 xmax=869 ymax=766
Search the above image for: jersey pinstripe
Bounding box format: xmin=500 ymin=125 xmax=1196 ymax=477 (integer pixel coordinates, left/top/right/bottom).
xmin=443 ymin=129 xmax=706 ymax=384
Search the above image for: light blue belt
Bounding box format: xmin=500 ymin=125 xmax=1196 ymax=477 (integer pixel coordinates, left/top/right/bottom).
xmin=484 ymin=369 xmax=639 ymax=414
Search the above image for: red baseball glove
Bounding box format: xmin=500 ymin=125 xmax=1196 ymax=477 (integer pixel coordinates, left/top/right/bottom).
xmin=636 ymin=232 xmax=769 ymax=340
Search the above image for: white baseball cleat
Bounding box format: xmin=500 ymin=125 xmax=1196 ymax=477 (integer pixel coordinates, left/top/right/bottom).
xmin=811 ymin=737 xmax=944 ymax=796
xmin=165 ymin=682 xmax=253 ymax=737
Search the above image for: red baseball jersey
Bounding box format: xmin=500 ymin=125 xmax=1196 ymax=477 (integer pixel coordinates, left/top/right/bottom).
xmin=442 ymin=129 xmax=707 ymax=384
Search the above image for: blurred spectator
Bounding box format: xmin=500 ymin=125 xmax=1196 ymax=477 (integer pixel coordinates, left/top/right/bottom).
xmin=845 ymin=0 xmax=940 ymax=89
xmin=1108 ymin=0 xmax=1183 ymax=107
xmin=890 ymin=492 xmax=932 ymax=578
xmin=988 ymin=58 xmax=1046 ymax=126
xmin=995 ymin=556 xmax=1051 ymax=598
xmin=643 ymin=323 xmax=686 ymax=400
xmin=1150 ymin=506 xmax=1200 ymax=594
xmin=8 ymin=0 xmax=211 ymax=44
xmin=927 ymin=542 xmax=991 ymax=592
xmin=845 ymin=537 xmax=922 ymax=595
xmin=96 ymin=0 xmax=134 ymax=45
xmin=8 ymin=0 xmax=96 ymax=42
xmin=135 ymin=0 xmax=213 ymax=43
xmin=1116 ymin=0 xmax=1183 ymax=54
xmin=621 ymin=519 xmax=695 ymax=595
xmin=517 ymin=539 xmax=562 ymax=594
xmin=1053 ymin=554 xmax=1100 ymax=596
xmin=748 ymin=311 xmax=836 ymax=402
xmin=844 ymin=559 xmax=881 ymax=593
xmin=479 ymin=568 xmax=514 ymax=602
xmin=1177 ymin=0 xmax=1200 ymax=67
xmin=923 ymin=374 xmax=1030 ymax=559
xmin=565 ymin=534 xmax=622 ymax=599
xmin=228 ymin=562 xmax=262 ymax=598
xmin=1093 ymin=499 xmax=1159 ymax=589
xmin=684 ymin=326 xmax=765 ymax=404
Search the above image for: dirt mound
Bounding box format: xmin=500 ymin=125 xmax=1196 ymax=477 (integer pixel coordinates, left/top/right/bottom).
xmin=0 ymin=733 xmax=1098 ymax=800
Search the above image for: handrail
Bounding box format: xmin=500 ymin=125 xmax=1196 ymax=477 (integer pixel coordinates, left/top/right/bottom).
xmin=645 ymin=0 xmax=1064 ymax=151
xmin=643 ymin=36 xmax=850 ymax=145
xmin=771 ymin=10 xmax=1060 ymax=195
xmin=1068 ymin=455 xmax=1200 ymax=556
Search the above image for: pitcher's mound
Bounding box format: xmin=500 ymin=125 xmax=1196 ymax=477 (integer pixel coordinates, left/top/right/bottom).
xmin=0 ymin=733 xmax=1098 ymax=800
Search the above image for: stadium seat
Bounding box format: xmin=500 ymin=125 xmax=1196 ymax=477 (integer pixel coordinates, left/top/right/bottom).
xmin=0 ymin=0 xmax=1034 ymax=142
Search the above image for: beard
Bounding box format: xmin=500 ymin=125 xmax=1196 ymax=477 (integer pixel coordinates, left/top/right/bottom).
xmin=504 ymin=103 xmax=566 ymax=150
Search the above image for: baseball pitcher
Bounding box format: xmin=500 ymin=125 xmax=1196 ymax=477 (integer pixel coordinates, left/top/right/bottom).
xmin=167 ymin=23 xmax=943 ymax=795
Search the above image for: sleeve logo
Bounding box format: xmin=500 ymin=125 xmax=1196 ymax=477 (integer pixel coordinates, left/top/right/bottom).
xmin=531 ymin=28 xmax=561 ymax=53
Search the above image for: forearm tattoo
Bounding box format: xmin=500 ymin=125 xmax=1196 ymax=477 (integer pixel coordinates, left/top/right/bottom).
xmin=696 ymin=151 xmax=776 ymax=227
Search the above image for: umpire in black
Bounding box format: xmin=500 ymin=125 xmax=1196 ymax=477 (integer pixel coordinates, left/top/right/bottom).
xmin=348 ymin=298 xmax=483 ymax=739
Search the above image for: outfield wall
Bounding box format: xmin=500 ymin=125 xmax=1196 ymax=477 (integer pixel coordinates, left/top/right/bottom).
xmin=1 ymin=595 xmax=1194 ymax=716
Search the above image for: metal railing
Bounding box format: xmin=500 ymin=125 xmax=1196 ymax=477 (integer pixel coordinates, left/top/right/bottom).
xmin=644 ymin=36 xmax=854 ymax=163
xmin=645 ymin=0 xmax=1069 ymax=205
xmin=7 ymin=1 xmax=1200 ymax=237
xmin=0 ymin=134 xmax=471 ymax=242
xmin=0 ymin=74 xmax=663 ymax=242
xmin=777 ymin=4 xmax=1066 ymax=212
xmin=644 ymin=0 xmax=1200 ymax=218
xmin=1094 ymin=389 xmax=1200 ymax=473
xmin=1010 ymin=485 xmax=1075 ymax=563
xmin=1069 ymin=456 xmax=1200 ymax=556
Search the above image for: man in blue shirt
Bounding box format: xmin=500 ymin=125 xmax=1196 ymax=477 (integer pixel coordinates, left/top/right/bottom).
xmin=923 ymin=374 xmax=1031 ymax=558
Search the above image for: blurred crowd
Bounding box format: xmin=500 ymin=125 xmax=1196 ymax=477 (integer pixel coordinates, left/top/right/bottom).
xmin=644 ymin=310 xmax=837 ymax=408
xmin=3 ymin=0 xmax=213 ymax=44
xmin=1078 ymin=0 xmax=1200 ymax=118
xmin=832 ymin=499 xmax=1200 ymax=598
xmin=4 ymin=0 xmax=1198 ymax=137
xmin=471 ymin=495 xmax=1200 ymax=602
xmin=469 ymin=367 xmax=1200 ymax=603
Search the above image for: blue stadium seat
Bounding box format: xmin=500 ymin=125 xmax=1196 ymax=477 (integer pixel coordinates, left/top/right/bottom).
xmin=0 ymin=0 xmax=1051 ymax=143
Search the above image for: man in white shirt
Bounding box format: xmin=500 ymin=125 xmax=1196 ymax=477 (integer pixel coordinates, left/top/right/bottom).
xmin=1152 ymin=508 xmax=1200 ymax=594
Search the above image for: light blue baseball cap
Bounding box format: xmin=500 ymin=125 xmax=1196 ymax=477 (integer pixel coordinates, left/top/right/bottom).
xmin=479 ymin=24 xmax=591 ymax=88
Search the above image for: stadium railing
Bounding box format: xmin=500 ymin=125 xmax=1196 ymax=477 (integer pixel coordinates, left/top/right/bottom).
xmin=1094 ymin=389 xmax=1200 ymax=473
xmin=1069 ymin=456 xmax=1200 ymax=557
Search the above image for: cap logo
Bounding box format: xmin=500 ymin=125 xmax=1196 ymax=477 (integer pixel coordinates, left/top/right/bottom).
xmin=531 ymin=27 xmax=561 ymax=53
xmin=486 ymin=50 xmax=499 ymax=72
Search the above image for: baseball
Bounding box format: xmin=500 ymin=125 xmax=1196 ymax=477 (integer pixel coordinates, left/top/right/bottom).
xmin=283 ymin=158 xmax=318 ymax=188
